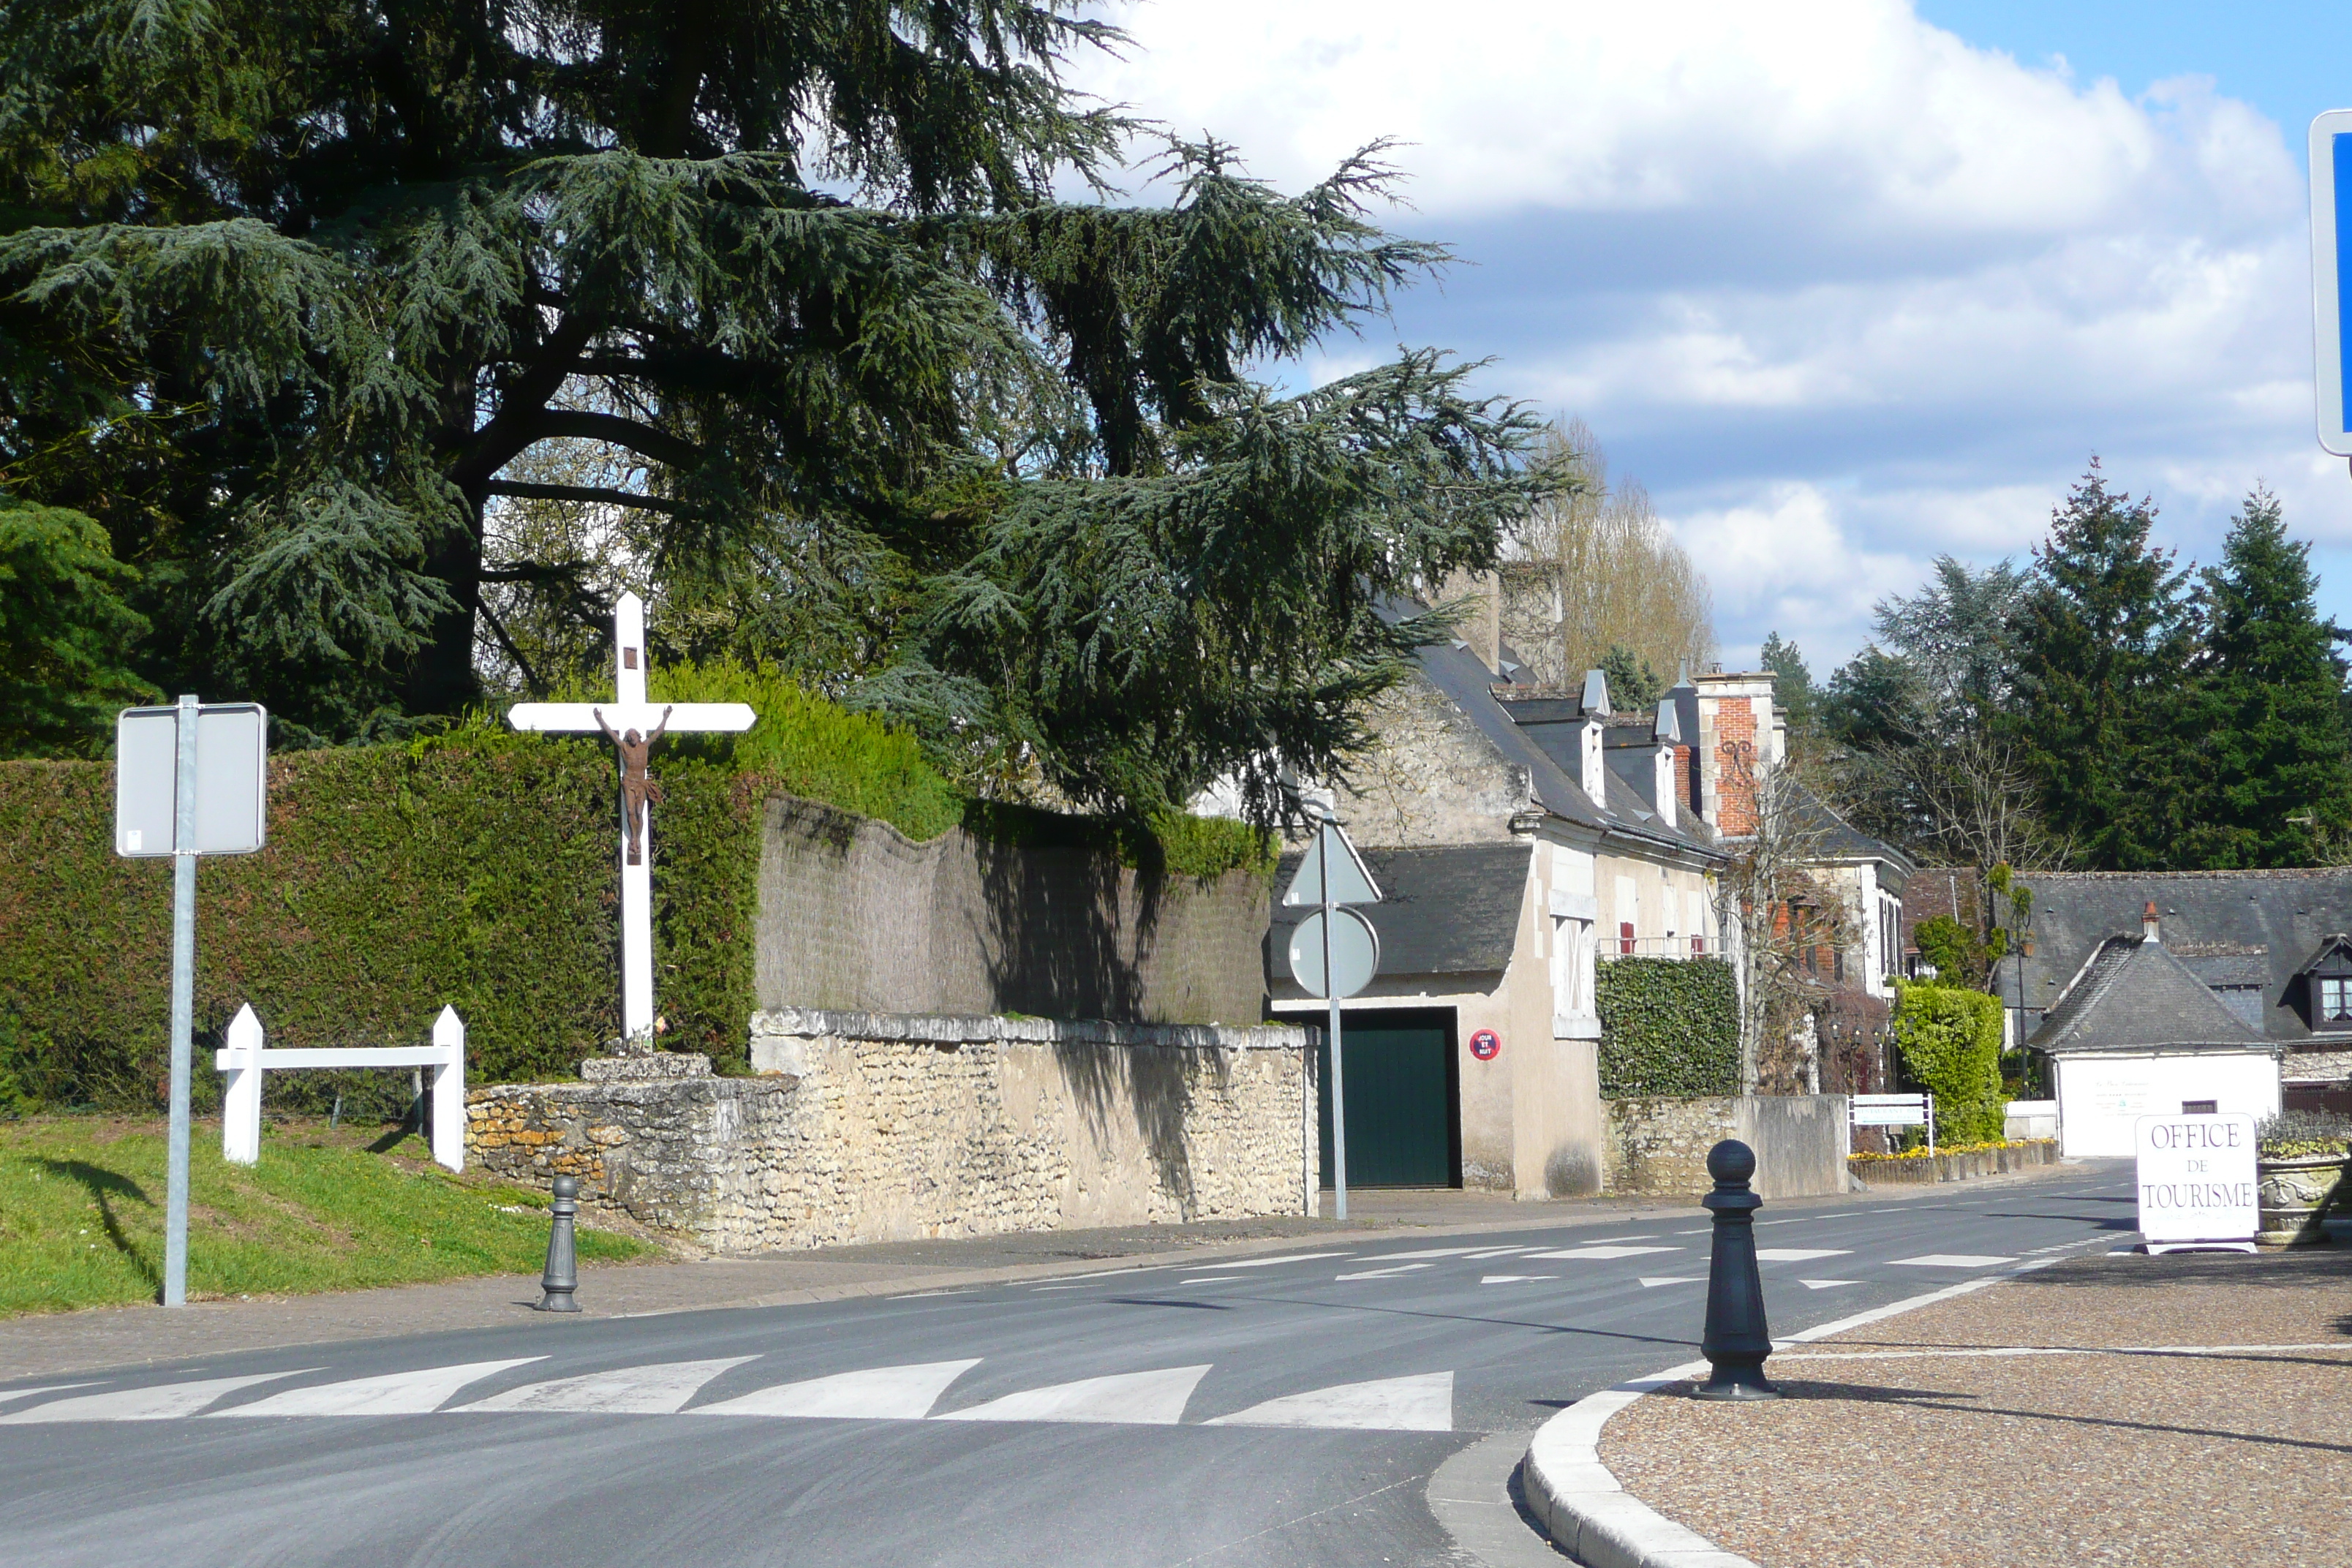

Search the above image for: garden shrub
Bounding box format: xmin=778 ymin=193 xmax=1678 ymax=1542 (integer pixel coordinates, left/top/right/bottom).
xmin=1889 ymin=979 xmax=2007 ymax=1144
xmin=1596 ymin=956 xmax=1741 ymax=1097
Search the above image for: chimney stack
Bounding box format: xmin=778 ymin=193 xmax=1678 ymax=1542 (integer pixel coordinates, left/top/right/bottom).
xmin=2142 ymin=901 xmax=2160 ymax=945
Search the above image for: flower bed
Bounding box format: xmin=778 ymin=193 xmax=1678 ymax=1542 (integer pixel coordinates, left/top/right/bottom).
xmin=1848 ymin=1138 xmax=2058 ymax=1185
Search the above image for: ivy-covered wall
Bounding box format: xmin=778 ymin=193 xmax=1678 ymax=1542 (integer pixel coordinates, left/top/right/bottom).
xmin=0 ymin=675 xmax=1271 ymax=1114
xmin=1594 ymin=956 xmax=1741 ymax=1098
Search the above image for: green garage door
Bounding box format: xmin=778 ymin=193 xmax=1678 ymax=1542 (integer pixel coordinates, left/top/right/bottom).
xmin=1318 ymin=1010 xmax=1458 ymax=1188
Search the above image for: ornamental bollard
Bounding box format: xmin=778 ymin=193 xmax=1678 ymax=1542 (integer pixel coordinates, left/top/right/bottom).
xmin=1694 ymin=1139 xmax=1779 ymax=1401
xmin=538 ymin=1174 xmax=581 ymax=1313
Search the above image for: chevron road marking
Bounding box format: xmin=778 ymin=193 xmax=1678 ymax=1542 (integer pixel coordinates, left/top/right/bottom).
xmin=1637 ymin=1276 xmax=1704 ymax=1288
xmin=0 ymin=1370 xmax=315 ymax=1423
xmin=457 ymin=1357 xmax=758 ymax=1414
xmin=1333 ymin=1263 xmax=1436 ymax=1281
xmin=693 ymin=1360 xmax=982 ymax=1420
xmin=1798 ymin=1279 xmax=1861 ymax=1291
xmin=1205 ymin=1372 xmax=1452 ymax=1433
xmin=210 ymin=1359 xmax=543 ymax=1417
xmin=935 ymin=1365 xmax=1211 ymax=1425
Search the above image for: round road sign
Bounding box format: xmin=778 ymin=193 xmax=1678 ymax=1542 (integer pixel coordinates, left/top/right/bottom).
xmin=1469 ymin=1029 xmax=1501 ymax=1061
xmin=1287 ymin=908 xmax=1380 ymax=999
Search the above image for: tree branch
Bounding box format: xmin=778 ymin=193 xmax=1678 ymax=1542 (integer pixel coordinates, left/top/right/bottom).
xmin=513 ymin=410 xmax=704 ymax=472
xmin=486 ymin=480 xmax=686 ymax=514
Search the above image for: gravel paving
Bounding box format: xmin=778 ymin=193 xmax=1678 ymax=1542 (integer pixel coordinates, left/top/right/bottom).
xmin=1601 ymin=1247 xmax=2352 ymax=1567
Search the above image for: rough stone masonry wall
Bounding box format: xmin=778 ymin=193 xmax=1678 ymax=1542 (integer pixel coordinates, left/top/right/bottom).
xmin=469 ymin=1010 xmax=1313 ymax=1253
xmin=755 ymin=796 xmax=1270 ymax=1025
xmin=1605 ymin=1094 xmax=1850 ymax=1200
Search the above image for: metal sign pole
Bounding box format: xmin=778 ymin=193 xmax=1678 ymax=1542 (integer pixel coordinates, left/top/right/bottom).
xmin=1323 ymin=823 xmax=1348 ymax=1224
xmin=164 ymin=693 xmax=198 ymax=1308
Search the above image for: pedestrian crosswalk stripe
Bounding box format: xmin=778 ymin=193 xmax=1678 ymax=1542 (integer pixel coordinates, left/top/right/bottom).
xmin=1754 ymin=1248 xmax=1852 ymax=1262
xmin=1333 ymin=1262 xmax=1436 ymax=1281
xmin=1524 ymin=1245 xmax=1679 ymax=1260
xmin=1637 ymin=1276 xmax=1704 ymax=1288
xmin=1480 ymin=1274 xmax=1560 ymax=1284
xmin=935 ymin=1365 xmax=1210 ymax=1425
xmin=1210 ymin=1252 xmax=1352 ymax=1269
xmin=457 ymin=1357 xmax=757 ymax=1414
xmin=1889 ymin=1254 xmax=2014 ymax=1269
xmin=0 ymin=1370 xmax=316 ymax=1424
xmin=693 ymin=1360 xmax=981 ymax=1420
xmin=1798 ymin=1279 xmax=1860 ymax=1290
xmin=210 ymin=1359 xmax=543 ymax=1417
xmin=0 ymin=1383 xmax=95 ymax=1406
xmin=1204 ymin=1371 xmax=1452 ymax=1432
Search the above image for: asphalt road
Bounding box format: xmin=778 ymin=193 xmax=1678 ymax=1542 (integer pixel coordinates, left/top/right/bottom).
xmin=0 ymin=1169 xmax=2136 ymax=1568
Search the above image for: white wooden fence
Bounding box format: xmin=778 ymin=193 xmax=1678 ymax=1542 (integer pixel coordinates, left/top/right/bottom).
xmin=215 ymin=1003 xmax=466 ymax=1172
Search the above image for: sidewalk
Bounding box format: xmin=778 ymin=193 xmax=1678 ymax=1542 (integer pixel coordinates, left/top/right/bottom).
xmin=0 ymin=1161 xmax=2089 ymax=1384
xmin=1597 ymin=1245 xmax=2352 ymax=1567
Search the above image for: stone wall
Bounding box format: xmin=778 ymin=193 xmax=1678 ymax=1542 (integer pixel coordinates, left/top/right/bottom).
xmin=756 ymin=796 xmax=1269 ymax=1025
xmin=468 ymin=1009 xmax=1313 ymax=1253
xmin=1603 ymin=1094 xmax=1850 ymax=1199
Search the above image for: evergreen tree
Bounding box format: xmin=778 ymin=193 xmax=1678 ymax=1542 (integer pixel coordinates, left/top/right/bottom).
xmin=0 ymin=496 xmax=152 ymax=755
xmin=2005 ymin=461 xmax=2197 ymax=869
xmin=1758 ymin=630 xmax=1816 ymax=742
xmin=2179 ymin=488 xmax=2352 ymax=867
xmin=0 ymin=3 xmax=1556 ymax=817
xmin=1599 ymin=643 xmax=1662 ymax=710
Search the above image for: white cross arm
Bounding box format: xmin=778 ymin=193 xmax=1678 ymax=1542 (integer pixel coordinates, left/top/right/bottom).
xmin=506 ymin=702 xmax=756 ymax=735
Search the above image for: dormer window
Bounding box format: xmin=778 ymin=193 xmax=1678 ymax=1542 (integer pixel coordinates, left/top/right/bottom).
xmin=2293 ymin=933 xmax=2352 ymax=1031
xmin=2324 ymin=977 xmax=2352 ymax=1025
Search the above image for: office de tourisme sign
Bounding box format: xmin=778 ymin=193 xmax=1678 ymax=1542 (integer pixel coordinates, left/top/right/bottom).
xmin=2134 ymin=1114 xmax=2258 ymax=1254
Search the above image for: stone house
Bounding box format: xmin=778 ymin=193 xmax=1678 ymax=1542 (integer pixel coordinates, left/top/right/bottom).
xmin=1263 ymin=595 xmax=1725 ymax=1199
xmin=2027 ymin=904 xmax=2283 ymax=1156
xmin=2002 ymin=869 xmax=2352 ymax=1115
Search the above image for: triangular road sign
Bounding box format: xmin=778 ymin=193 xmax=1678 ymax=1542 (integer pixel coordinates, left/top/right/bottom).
xmin=1282 ymin=821 xmax=1382 ymax=907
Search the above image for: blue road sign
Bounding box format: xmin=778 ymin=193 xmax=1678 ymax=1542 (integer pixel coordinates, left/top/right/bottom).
xmin=2310 ymin=110 xmax=2352 ymax=455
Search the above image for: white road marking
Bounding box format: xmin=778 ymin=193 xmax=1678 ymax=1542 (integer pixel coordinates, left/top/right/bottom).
xmin=456 ymin=1357 xmax=757 ymax=1414
xmin=1754 ymin=1248 xmax=1852 ymax=1262
xmin=0 ymin=1383 xmax=94 ymax=1405
xmin=695 ymin=1359 xmax=981 ymax=1420
xmin=1523 ymin=1245 xmax=1678 ymax=1261
xmin=1637 ymin=1276 xmax=1704 ymax=1288
xmin=210 ymin=1358 xmax=543 ymax=1417
xmin=935 ymin=1364 xmax=1210 ymax=1425
xmin=1479 ymin=1274 xmax=1560 ymax=1284
xmin=1798 ymin=1279 xmax=1861 ymax=1291
xmin=1460 ymin=1246 xmax=1539 ymax=1259
xmin=1210 ymin=1252 xmax=1353 ymax=1269
xmin=0 ymin=1370 xmax=315 ymax=1423
xmin=1180 ymin=1275 xmax=1243 ymax=1284
xmin=1359 ymin=1247 xmax=1491 ymax=1260
xmin=1889 ymin=1254 xmax=2016 ymax=1269
xmin=1206 ymin=1371 xmax=1452 ymax=1433
xmin=1333 ymin=1263 xmax=1436 ymax=1281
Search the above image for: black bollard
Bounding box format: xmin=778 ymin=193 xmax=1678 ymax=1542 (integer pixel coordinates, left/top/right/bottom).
xmin=1693 ymin=1139 xmax=1779 ymax=1401
xmin=538 ymin=1174 xmax=581 ymax=1313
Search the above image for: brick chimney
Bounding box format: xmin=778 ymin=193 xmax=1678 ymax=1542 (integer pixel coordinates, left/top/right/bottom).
xmin=2143 ymin=900 xmax=2160 ymax=945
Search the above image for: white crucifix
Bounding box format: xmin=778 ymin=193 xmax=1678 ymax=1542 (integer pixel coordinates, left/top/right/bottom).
xmin=506 ymin=592 xmax=755 ymax=1042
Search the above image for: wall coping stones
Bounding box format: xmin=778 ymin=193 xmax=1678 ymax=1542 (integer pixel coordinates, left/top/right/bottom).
xmin=749 ymin=1007 xmax=1310 ymax=1051
xmin=581 ymin=1052 xmax=715 ymax=1082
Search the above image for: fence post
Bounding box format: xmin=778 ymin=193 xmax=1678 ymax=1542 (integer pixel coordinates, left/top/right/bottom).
xmin=221 ymin=1004 xmax=265 ymax=1165
xmin=430 ymin=1006 xmax=466 ymax=1174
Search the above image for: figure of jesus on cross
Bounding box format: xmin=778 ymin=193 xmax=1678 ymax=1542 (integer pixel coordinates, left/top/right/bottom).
xmin=507 ymin=592 xmax=755 ymax=1043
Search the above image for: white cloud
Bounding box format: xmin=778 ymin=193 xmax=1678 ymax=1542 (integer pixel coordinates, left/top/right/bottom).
xmin=1068 ymin=1 xmax=2340 ymax=667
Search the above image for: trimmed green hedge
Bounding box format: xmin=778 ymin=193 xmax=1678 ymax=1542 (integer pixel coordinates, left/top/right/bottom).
xmin=1889 ymin=979 xmax=2007 ymax=1144
xmin=0 ymin=670 xmax=1270 ymax=1112
xmin=1596 ymin=956 xmax=1741 ymax=1097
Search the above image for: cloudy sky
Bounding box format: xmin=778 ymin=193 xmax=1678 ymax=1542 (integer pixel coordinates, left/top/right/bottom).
xmin=1068 ymin=1 xmax=2352 ymax=676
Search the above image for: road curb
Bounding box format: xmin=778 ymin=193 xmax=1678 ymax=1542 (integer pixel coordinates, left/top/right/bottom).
xmin=1519 ymin=1264 xmax=2068 ymax=1567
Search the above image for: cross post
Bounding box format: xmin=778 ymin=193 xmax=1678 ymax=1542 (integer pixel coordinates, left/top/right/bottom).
xmin=507 ymin=593 xmax=755 ymax=1042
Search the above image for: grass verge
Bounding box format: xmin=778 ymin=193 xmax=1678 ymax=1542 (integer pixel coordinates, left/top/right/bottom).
xmin=0 ymin=1114 xmax=652 ymax=1316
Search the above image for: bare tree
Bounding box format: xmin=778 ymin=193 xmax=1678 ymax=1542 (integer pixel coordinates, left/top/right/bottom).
xmin=1714 ymin=742 xmax=1862 ymax=1094
xmin=1499 ymin=418 xmax=1714 ymax=688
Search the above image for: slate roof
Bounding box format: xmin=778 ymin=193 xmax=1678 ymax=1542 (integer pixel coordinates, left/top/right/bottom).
xmin=2001 ymin=870 xmax=2352 ymax=1044
xmin=1786 ymin=785 xmax=1914 ymax=884
xmin=2028 ymin=935 xmax=2271 ymax=1055
xmin=1265 ymin=842 xmax=1533 ymax=987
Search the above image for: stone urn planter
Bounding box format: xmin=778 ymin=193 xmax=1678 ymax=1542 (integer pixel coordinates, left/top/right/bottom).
xmin=2255 ymin=1150 xmax=2349 ymax=1246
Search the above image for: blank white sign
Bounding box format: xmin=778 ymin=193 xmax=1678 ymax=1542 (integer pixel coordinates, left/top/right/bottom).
xmin=115 ymin=704 xmax=268 ymax=856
